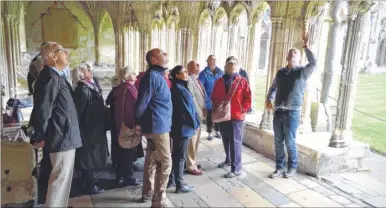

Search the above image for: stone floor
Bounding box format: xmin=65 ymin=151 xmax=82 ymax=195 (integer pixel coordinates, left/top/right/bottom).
xmin=63 ymin=130 xmax=376 ymax=208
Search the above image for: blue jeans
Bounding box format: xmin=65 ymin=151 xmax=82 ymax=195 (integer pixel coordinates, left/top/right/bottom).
xmin=273 ymin=109 xmax=300 ymax=170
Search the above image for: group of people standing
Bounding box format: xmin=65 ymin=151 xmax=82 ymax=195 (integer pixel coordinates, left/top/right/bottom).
xmin=28 ymin=31 xmax=316 ymax=208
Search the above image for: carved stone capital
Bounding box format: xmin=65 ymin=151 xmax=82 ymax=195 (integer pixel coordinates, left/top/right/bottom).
xmin=287 ymin=2 xmax=305 ymax=19
xmin=347 ymin=1 xmax=373 ymax=20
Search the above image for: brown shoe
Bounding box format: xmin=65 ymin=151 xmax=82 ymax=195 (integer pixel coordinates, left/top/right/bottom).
xmin=186 ymin=169 xmax=204 ymax=175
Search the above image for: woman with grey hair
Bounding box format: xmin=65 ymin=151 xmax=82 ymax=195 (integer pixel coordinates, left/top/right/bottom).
xmin=72 ymin=64 xmax=108 ymax=194
xmin=112 ymin=66 xmax=141 ymax=186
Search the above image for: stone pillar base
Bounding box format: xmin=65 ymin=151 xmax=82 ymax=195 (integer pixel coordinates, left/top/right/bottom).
xmin=259 ymin=109 xmax=273 ymax=130
xmin=310 ymin=102 xmax=331 ymax=132
xmin=243 ymin=123 xmax=369 ymax=177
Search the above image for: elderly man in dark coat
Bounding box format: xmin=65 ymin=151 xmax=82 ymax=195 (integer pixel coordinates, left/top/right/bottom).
xmin=72 ymin=62 xmax=108 ymax=195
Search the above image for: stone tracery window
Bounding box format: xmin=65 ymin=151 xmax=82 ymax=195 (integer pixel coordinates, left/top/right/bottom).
xmin=230 ymin=9 xmax=248 ymax=68
xmin=197 ymin=10 xmax=212 ymax=68
xmin=167 ymin=21 xmax=176 ymax=68
xmin=213 ymin=9 xmax=228 ymax=68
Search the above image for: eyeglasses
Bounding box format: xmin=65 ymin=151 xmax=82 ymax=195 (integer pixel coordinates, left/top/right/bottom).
xmin=53 ymin=48 xmax=68 ymax=54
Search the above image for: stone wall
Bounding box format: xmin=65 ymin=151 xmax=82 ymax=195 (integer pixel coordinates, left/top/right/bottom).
xmin=24 ymin=1 xmax=114 ymax=69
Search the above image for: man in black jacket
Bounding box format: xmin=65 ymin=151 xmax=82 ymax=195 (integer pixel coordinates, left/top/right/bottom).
xmin=30 ymin=42 xmax=82 ymax=207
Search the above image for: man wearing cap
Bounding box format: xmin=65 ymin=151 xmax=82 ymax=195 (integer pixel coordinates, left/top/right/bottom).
xmin=136 ymin=48 xmax=172 ymax=208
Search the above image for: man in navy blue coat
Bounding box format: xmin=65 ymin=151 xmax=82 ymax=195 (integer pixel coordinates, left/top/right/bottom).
xmin=136 ymin=48 xmax=172 ymax=207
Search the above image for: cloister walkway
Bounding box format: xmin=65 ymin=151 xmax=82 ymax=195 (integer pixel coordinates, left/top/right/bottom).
xmin=14 ymin=78 xmax=383 ymax=208
xmin=62 ymin=131 xmax=378 ymax=208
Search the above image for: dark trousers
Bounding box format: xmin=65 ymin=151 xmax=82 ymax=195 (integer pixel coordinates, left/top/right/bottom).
xmin=273 ymin=109 xmax=300 ymax=170
xmin=37 ymin=147 xmax=52 ymax=204
xmin=81 ymin=169 xmax=95 ymax=188
xmin=169 ymin=137 xmax=189 ymax=188
xmin=219 ymin=120 xmax=244 ymax=173
xmin=116 ymin=145 xmax=136 ymax=181
xmin=206 ymin=110 xmax=220 ymax=134
xmin=27 ymin=72 xmax=35 ymax=93
xmin=111 ymin=129 xmax=118 ymax=166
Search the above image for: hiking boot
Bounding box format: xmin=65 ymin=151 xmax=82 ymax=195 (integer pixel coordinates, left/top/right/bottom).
xmin=284 ymin=168 xmax=296 ymax=178
xmin=269 ymin=169 xmax=285 ymax=179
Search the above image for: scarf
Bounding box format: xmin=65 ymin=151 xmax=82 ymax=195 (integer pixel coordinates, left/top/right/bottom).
xmin=224 ymin=72 xmax=239 ymax=93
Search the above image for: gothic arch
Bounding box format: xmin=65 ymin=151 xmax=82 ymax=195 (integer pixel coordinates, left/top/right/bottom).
xmin=229 ymin=2 xmax=248 ymax=25
xmin=214 ymin=6 xmax=228 ymax=26
xmin=198 ymin=8 xmax=212 ymax=26
xmin=251 ymin=2 xmax=270 ymax=25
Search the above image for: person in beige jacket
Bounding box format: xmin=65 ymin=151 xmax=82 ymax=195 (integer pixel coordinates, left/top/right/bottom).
xmin=186 ymin=60 xmax=207 ymax=175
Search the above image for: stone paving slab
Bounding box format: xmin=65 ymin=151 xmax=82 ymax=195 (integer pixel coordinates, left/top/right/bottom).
xmin=228 ymin=187 xmax=275 ymax=207
xmin=287 ymin=189 xmax=343 ymax=207
xmin=68 ymin=195 xmax=94 ymax=207
xmin=364 ymin=196 xmax=386 ymax=207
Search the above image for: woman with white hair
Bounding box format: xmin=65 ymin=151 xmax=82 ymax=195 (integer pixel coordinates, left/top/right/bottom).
xmin=72 ymin=62 xmax=108 ymax=194
xmin=112 ymin=66 xmax=141 ymax=186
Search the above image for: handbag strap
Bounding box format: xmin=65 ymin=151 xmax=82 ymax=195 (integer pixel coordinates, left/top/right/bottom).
xmin=121 ymin=87 xmax=128 ymax=125
xmin=224 ymin=77 xmax=242 ymax=104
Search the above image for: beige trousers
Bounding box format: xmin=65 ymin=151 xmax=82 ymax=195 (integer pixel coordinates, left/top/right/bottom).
xmin=142 ymin=133 xmax=172 ymax=208
xmin=186 ymin=125 xmax=202 ymax=171
xmin=45 ymin=149 xmax=75 ymax=207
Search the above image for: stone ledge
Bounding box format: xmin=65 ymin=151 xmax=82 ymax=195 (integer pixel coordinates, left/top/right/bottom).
xmin=243 ymin=123 xmax=370 ymax=177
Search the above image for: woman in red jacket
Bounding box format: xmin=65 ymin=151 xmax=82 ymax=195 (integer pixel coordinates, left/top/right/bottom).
xmin=211 ymin=57 xmax=251 ymax=178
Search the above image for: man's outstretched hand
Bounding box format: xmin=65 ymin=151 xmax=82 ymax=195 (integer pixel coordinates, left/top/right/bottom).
xmin=300 ymin=32 xmax=311 ymax=47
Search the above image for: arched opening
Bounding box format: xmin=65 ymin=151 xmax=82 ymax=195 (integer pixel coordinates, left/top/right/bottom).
xmin=197 ymin=9 xmax=212 ymax=68
xmin=99 ymin=12 xmax=115 ymax=66
xmin=213 ymin=7 xmax=228 ymax=67
xmin=376 ymin=18 xmax=386 ymax=67
xmin=230 ymin=8 xmax=248 ymax=68
xmin=166 ymin=19 xmax=177 ymax=68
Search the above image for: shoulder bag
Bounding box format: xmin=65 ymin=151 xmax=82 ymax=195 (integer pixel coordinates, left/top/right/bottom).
xmin=212 ymin=77 xmax=242 ymax=123
xmin=118 ymin=88 xmax=142 ymax=149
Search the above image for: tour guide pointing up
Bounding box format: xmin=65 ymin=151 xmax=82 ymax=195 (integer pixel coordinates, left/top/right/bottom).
xmin=266 ymin=32 xmax=317 ymax=179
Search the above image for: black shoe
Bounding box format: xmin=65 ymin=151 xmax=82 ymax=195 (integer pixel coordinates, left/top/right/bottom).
xmin=87 ymin=185 xmax=104 ymax=195
xmin=140 ymin=196 xmax=151 ymax=203
xmin=217 ymin=161 xmax=231 ymax=168
xmin=197 ymin=164 xmax=202 ymax=170
xmin=208 ymin=135 xmax=213 ymax=141
xmin=269 ymin=169 xmax=285 ymax=179
xmin=284 ymin=168 xmax=296 ymax=178
xmin=122 ymin=178 xmax=142 ymax=186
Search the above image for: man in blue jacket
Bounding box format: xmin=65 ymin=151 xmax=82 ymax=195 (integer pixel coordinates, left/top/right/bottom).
xmin=198 ymin=55 xmax=224 ymax=140
xmin=136 ymin=48 xmax=172 ymax=208
xmin=266 ymin=33 xmax=316 ymax=179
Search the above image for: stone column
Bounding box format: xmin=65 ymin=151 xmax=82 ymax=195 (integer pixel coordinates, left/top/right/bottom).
xmin=176 ymin=29 xmax=182 ymax=64
xmin=186 ymin=28 xmax=194 ymax=64
xmin=192 ymin=29 xmax=199 ymax=61
xmin=298 ymin=20 xmax=313 ymax=133
xmin=180 ymin=28 xmax=187 ymax=65
xmin=3 ymin=14 xmax=13 ymax=97
xmin=260 ymin=18 xmax=285 ymax=130
xmin=140 ymin=30 xmax=150 ymax=72
xmin=320 ymin=1 xmax=345 ymax=132
xmin=10 ymin=17 xmax=18 ymax=97
xmin=123 ymin=27 xmax=129 ymax=67
xmin=245 ymin=24 xmax=260 ymax=110
xmin=329 ymin=3 xmax=371 ymax=148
